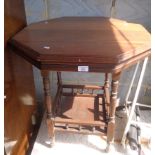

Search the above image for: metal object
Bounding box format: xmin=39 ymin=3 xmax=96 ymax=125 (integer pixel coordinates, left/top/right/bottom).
xmin=111 ymin=0 xmax=117 ymax=17
xmin=44 ymin=0 xmax=49 ymax=20
xmin=125 ymin=62 xmax=140 ymax=112
xmin=121 ymin=57 xmax=149 ymax=146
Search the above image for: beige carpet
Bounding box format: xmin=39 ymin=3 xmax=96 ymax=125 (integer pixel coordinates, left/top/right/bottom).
xmin=31 ymin=114 xmax=151 ymax=155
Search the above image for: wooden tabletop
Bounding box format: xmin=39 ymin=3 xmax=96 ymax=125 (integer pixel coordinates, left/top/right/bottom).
xmin=9 ymin=17 xmax=151 ymax=73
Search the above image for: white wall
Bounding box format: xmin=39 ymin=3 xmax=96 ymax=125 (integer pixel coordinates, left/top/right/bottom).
xmin=24 ymin=0 xmax=151 ymax=106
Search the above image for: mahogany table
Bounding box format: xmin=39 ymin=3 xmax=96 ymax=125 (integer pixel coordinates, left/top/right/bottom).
xmin=8 ymin=17 xmax=151 ymax=151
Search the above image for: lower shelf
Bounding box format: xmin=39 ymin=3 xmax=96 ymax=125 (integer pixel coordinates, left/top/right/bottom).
xmin=54 ymin=95 xmax=107 ymax=135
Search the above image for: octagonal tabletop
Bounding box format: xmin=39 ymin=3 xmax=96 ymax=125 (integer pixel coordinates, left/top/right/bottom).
xmin=9 ymin=17 xmax=151 ymax=73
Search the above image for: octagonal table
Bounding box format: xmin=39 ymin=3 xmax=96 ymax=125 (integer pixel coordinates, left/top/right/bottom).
xmin=8 ymin=17 xmax=151 ymax=151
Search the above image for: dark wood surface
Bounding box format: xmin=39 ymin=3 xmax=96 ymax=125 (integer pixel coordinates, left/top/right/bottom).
xmin=4 ymin=0 xmax=37 ymax=154
xmin=54 ymin=95 xmax=106 ymax=135
xmin=4 ymin=0 xmax=26 ymax=46
xmin=55 ymin=96 xmax=104 ymax=125
xmin=9 ymin=17 xmax=150 ymax=72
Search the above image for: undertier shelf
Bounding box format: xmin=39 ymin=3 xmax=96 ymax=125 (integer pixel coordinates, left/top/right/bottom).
xmin=54 ymin=95 xmax=107 ymax=135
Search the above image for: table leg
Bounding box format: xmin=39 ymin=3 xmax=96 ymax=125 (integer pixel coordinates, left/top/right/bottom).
xmin=106 ymin=72 xmax=121 ymax=152
xmin=57 ymin=72 xmax=62 ymax=86
xmin=104 ymin=73 xmax=110 ymax=121
xmin=41 ymin=71 xmax=55 ymax=147
xmin=56 ymin=72 xmax=62 ymax=114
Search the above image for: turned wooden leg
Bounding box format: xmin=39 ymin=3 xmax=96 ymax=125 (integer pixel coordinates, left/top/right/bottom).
xmin=41 ymin=71 xmax=55 ymax=147
xmin=106 ymin=72 xmax=121 ymax=152
xmin=104 ymin=73 xmax=110 ymax=121
xmin=53 ymin=72 xmax=63 ymax=115
xmin=57 ymin=72 xmax=62 ymax=86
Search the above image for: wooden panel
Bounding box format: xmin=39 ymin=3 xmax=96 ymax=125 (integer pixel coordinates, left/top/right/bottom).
xmin=11 ymin=133 xmax=29 ymax=155
xmin=4 ymin=0 xmax=26 ymax=46
xmin=4 ymin=0 xmax=37 ymax=155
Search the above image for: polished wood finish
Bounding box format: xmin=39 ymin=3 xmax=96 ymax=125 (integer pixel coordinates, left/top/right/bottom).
xmin=41 ymin=71 xmax=53 ymax=117
xmin=107 ymin=73 xmax=121 ymax=147
xmin=62 ymin=84 xmax=104 ymax=90
xmin=104 ymin=73 xmax=110 ymax=119
xmin=4 ymin=0 xmax=26 ymax=46
xmin=11 ymin=133 xmax=29 ymax=155
xmin=55 ymin=96 xmax=105 ymax=126
xmin=9 ymin=17 xmax=150 ymax=73
xmin=41 ymin=71 xmax=55 ymax=145
xmin=8 ymin=17 xmax=151 ymax=151
xmin=4 ymin=0 xmax=36 ymax=154
xmin=53 ymin=81 xmax=107 ymax=136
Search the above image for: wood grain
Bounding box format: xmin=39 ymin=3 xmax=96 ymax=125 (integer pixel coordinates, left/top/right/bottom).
xmin=7 ymin=16 xmax=151 ymax=151
xmin=9 ymin=17 xmax=151 ymax=73
xmin=4 ymin=0 xmax=36 ymax=154
xmin=107 ymin=73 xmax=121 ymax=145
